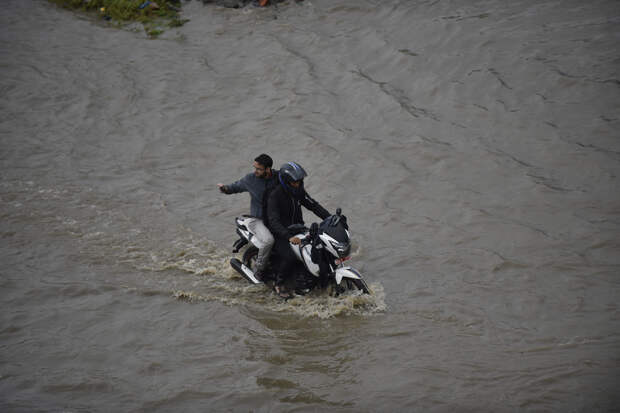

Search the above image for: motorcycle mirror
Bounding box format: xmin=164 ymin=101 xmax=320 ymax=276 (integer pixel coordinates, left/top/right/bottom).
xmin=336 ymin=208 xmax=342 ymax=216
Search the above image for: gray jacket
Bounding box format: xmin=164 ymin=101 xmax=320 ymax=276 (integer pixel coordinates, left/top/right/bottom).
xmin=223 ymin=172 xmax=279 ymax=219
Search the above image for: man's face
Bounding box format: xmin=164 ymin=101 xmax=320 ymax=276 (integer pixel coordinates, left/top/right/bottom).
xmin=253 ymin=161 xmax=269 ymax=178
xmin=289 ymin=180 xmax=302 ymax=188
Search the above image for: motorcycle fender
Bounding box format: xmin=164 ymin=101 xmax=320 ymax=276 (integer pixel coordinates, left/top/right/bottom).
xmin=335 ymin=266 xmax=363 ymax=284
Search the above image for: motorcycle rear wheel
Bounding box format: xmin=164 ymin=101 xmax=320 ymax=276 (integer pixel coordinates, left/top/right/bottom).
xmin=242 ymin=245 xmax=258 ymax=270
xmin=242 ymin=246 xmax=276 ymax=284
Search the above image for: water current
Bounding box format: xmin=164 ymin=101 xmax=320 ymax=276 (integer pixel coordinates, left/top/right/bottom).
xmin=1 ymin=0 xmax=619 ymax=411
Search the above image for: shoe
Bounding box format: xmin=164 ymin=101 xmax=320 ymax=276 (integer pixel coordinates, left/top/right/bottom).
xmin=274 ymin=284 xmax=293 ymax=299
xmin=254 ymin=268 xmax=265 ymax=282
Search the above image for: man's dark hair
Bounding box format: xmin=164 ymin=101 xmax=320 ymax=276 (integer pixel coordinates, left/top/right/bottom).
xmin=255 ymin=154 xmax=273 ymax=168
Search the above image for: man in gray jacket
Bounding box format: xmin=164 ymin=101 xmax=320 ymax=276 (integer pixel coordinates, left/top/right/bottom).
xmin=218 ymin=154 xmax=278 ymax=279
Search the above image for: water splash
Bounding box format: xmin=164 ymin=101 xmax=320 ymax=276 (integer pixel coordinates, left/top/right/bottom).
xmin=1 ymin=178 xmax=385 ymax=319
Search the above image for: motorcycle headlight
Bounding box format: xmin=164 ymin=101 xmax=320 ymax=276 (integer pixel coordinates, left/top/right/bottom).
xmin=330 ymin=240 xmax=351 ymax=258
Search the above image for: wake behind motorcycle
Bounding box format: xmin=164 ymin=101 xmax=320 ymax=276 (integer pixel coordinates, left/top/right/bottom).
xmin=229 ymin=209 xmax=370 ymax=296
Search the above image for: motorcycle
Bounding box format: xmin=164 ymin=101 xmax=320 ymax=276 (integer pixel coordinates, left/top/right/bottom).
xmin=229 ymin=209 xmax=370 ymax=296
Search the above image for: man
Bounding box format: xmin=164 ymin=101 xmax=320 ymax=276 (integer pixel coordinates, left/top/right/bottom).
xmin=266 ymin=161 xmax=331 ymax=298
xmin=218 ymin=154 xmax=278 ymax=279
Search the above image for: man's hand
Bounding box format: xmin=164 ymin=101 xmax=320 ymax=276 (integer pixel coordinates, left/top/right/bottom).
xmin=289 ymin=236 xmax=301 ymax=245
xmin=217 ymin=183 xmax=228 ymax=194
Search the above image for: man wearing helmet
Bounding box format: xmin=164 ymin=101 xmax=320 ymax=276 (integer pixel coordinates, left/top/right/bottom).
xmin=267 ymin=161 xmax=331 ymax=297
xmin=218 ymin=154 xmax=278 ymax=279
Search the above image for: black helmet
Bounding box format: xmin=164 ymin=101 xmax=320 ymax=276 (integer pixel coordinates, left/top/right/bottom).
xmin=279 ymin=162 xmax=307 ymax=184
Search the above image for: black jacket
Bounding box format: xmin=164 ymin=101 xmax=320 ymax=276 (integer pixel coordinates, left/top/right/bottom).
xmin=267 ymin=184 xmax=331 ymax=240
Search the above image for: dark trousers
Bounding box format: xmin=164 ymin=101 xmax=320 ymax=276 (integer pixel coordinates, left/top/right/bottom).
xmin=273 ymin=238 xmax=298 ymax=285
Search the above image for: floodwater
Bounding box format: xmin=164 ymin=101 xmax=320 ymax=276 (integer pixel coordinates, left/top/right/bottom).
xmin=1 ymin=0 xmax=619 ymax=411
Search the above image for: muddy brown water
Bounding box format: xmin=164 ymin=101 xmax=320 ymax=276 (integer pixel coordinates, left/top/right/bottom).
xmin=1 ymin=0 xmax=619 ymax=411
